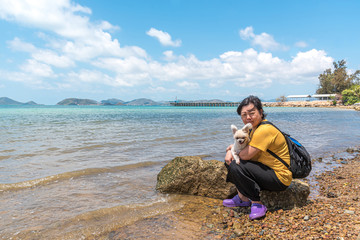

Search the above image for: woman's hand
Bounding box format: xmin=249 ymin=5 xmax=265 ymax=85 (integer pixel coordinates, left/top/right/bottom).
xmin=226 ymin=144 xmax=233 ymax=152
xmin=225 ymin=146 xmax=234 ymax=165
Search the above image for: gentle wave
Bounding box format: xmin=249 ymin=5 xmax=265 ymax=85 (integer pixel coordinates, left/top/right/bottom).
xmin=9 ymin=194 xmax=192 ymax=240
xmin=0 ymin=155 xmax=11 ymax=161
xmin=0 ymin=161 xmax=160 ymax=192
xmin=59 ymin=141 xmax=136 ymax=154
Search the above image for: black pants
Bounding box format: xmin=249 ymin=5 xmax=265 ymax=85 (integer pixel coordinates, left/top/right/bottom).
xmin=226 ymin=160 xmax=288 ymax=201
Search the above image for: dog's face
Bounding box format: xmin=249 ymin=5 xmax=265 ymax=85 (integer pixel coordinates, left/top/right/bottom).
xmin=231 ymin=123 xmax=252 ymax=146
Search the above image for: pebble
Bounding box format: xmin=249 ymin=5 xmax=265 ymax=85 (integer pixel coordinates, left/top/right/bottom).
xmin=233 ymin=229 xmax=244 ymax=236
xmin=344 ymin=210 xmax=355 ymax=215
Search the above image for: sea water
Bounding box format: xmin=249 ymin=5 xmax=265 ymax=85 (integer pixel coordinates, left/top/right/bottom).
xmin=0 ymin=105 xmax=360 ymax=238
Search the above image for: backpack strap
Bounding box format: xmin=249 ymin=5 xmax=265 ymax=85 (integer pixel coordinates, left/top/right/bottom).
xmin=267 ymin=148 xmax=290 ymax=169
xmin=259 ymin=121 xmax=290 ymax=169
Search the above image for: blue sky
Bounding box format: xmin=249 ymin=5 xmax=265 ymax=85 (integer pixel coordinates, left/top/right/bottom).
xmin=0 ymin=0 xmax=359 ymax=104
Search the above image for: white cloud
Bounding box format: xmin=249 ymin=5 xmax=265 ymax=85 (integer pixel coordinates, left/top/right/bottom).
xmin=67 ymin=69 xmax=114 ymax=85
xmin=289 ymin=49 xmax=333 ymax=80
xmin=146 ymin=27 xmax=181 ymax=47
xmin=0 ymin=0 xmax=125 ymax=62
xmin=0 ymin=0 xmax=91 ymax=36
xmin=8 ymin=37 xmax=75 ymax=68
xmin=177 ymin=81 xmax=199 ymax=89
xmin=239 ymin=26 xmax=287 ymax=51
xmin=32 ymin=50 xmax=74 ymax=68
xmin=20 ymin=59 xmax=55 ymax=77
xmin=8 ymin=37 xmax=36 ymax=52
xmin=0 ymin=1 xmax=334 ymax=95
xmin=147 ymin=86 xmax=168 ymax=93
xmin=295 ymin=41 xmax=308 ymax=48
xmin=163 ymin=50 xmax=176 ymax=61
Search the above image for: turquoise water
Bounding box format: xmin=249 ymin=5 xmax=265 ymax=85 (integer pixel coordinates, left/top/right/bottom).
xmin=0 ymin=105 xmax=360 ymax=238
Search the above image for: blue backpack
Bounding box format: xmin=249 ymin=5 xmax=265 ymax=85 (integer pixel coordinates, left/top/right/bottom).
xmin=260 ymin=121 xmax=312 ymax=178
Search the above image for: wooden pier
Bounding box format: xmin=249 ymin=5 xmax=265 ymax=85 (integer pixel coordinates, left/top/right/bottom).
xmin=170 ymin=102 xmax=240 ymax=107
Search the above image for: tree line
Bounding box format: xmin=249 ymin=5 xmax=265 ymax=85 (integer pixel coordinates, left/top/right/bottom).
xmin=317 ymin=59 xmax=360 ymax=105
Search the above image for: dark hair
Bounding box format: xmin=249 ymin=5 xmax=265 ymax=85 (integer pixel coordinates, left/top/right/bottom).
xmin=237 ymin=95 xmax=266 ymax=120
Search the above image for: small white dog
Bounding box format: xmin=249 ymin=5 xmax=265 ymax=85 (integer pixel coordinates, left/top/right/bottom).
xmin=230 ymin=123 xmax=253 ymax=164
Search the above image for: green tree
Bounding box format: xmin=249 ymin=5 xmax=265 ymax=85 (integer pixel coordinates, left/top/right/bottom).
xmin=276 ymin=95 xmax=287 ymax=102
xmin=317 ymin=69 xmax=333 ymax=94
xmin=317 ymin=60 xmax=360 ymax=94
xmin=342 ymin=85 xmax=360 ymax=105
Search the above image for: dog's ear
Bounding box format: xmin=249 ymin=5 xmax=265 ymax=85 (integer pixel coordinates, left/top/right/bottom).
xmin=231 ymin=124 xmax=238 ymax=135
xmin=242 ymin=123 xmax=253 ymax=133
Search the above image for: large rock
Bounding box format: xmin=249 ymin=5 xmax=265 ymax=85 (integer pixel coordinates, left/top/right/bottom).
xmin=156 ymin=156 xmax=237 ymax=199
xmin=260 ymin=179 xmax=310 ymax=210
xmin=156 ymin=156 xmax=310 ymax=210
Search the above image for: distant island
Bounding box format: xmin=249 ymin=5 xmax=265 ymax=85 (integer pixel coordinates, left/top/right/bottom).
xmin=0 ymin=97 xmax=39 ymax=105
xmin=57 ymin=98 xmax=99 ymax=105
xmin=56 ymin=98 xmax=235 ymax=106
xmin=0 ymin=97 xmax=271 ymax=106
xmin=1 ymin=97 xmax=221 ymax=106
xmin=56 ymin=98 xmax=163 ymax=106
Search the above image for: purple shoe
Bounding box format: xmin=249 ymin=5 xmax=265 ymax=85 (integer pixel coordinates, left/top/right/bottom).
xmin=223 ymin=195 xmax=251 ymax=207
xmin=249 ymin=203 xmax=267 ymax=220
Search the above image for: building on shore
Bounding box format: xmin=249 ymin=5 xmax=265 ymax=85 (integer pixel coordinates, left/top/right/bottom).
xmin=287 ymin=94 xmax=336 ymax=102
xmin=286 ymin=95 xmax=312 ymax=101
xmin=311 ymin=94 xmax=337 ymax=101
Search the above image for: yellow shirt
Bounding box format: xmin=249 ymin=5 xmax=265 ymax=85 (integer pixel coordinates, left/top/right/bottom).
xmin=249 ymin=120 xmax=292 ymax=186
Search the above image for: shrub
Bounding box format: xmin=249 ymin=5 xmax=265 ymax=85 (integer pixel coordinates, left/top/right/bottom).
xmin=342 ymin=85 xmax=360 ymax=105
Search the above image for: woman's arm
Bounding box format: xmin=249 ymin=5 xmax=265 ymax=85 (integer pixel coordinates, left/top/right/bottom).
xmin=224 ymin=149 xmax=233 ymax=165
xmin=239 ymin=145 xmax=261 ymax=160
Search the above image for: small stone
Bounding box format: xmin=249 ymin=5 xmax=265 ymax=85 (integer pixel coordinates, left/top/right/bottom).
xmin=344 ymin=210 xmax=355 ymax=214
xmin=229 ymin=210 xmax=234 ymax=217
xmin=229 ymin=233 xmax=237 ymax=239
xmin=304 ymin=215 xmax=310 ymax=221
xmin=233 ymin=221 xmax=242 ymax=230
xmin=233 ymin=229 xmax=244 ymax=236
xmin=326 ymin=192 xmax=338 ymax=198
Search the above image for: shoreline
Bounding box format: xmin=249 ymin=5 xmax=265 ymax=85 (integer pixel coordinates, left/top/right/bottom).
xmin=110 ymin=150 xmax=360 ymax=240
xmin=263 ymin=100 xmax=360 ymax=111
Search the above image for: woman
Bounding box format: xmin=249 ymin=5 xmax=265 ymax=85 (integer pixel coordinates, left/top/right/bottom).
xmin=223 ymin=95 xmax=292 ymax=220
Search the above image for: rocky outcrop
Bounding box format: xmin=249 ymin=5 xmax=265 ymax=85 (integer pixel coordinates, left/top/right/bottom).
xmin=156 ymin=156 xmax=237 ymax=199
xmin=260 ymin=179 xmax=310 ymax=210
xmin=157 ymin=156 xmax=310 ymax=210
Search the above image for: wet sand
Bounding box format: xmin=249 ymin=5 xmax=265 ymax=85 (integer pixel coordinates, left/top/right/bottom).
xmin=110 ymin=152 xmax=360 ymax=240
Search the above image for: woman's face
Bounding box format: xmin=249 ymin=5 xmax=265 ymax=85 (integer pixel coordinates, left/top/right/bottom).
xmin=240 ymin=103 xmax=263 ymax=127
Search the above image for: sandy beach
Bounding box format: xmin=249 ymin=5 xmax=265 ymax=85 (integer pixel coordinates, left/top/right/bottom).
xmin=110 ymin=149 xmax=360 ymax=240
